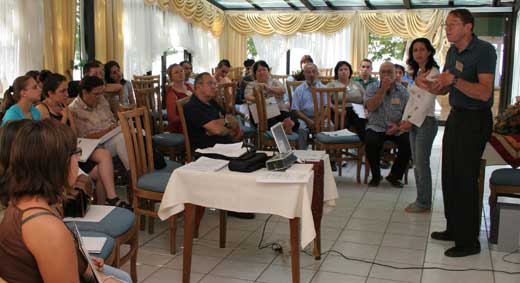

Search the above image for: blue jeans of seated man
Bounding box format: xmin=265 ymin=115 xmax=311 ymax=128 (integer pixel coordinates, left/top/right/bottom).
xmin=410 ymin=116 xmax=438 ymax=209
xmin=103 ymin=264 xmax=132 ymax=283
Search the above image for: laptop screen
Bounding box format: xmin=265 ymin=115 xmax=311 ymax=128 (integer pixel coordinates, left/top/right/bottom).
xmin=270 ymin=122 xmax=291 ymax=154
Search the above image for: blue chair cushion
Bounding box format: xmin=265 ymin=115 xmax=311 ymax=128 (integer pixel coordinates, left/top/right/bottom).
xmin=80 ymin=231 xmax=115 ymax=260
xmin=316 ymin=132 xmax=361 ymax=144
xmin=152 ymin=133 xmax=185 ymax=148
xmin=159 ymin=160 xmax=183 ymax=173
xmin=65 ymin=207 xmax=135 ymax=237
xmin=264 ymin=131 xmax=299 ymax=141
xmin=137 ymin=172 xmax=171 ymax=193
xmin=490 ymin=168 xmax=520 ymax=186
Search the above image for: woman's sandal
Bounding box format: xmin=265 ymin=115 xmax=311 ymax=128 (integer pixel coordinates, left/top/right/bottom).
xmin=106 ymin=197 xmax=131 ymax=209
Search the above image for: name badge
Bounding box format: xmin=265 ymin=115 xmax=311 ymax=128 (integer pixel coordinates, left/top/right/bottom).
xmin=455 ymin=60 xmax=464 ymax=72
xmin=391 ymin=98 xmax=401 ymax=105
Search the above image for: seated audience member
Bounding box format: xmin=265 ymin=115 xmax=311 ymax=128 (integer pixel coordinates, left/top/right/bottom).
xmin=237 ymin=59 xmax=255 ymax=105
xmin=326 ymin=61 xmax=367 ymax=141
xmin=214 ymin=59 xmax=232 ymax=84
xmin=184 ymin=73 xmax=243 ymax=150
xmin=180 ymin=60 xmax=195 ymax=87
xmin=69 ymin=76 xmax=130 ymax=172
xmin=291 ymin=63 xmax=325 ymax=132
xmin=37 ymin=73 xmax=128 ymax=208
xmin=166 ymin=63 xmax=194 ymax=133
xmin=25 ymin=70 xmax=40 ymax=82
xmin=244 ymin=60 xmax=298 ymax=133
xmin=353 ymin=59 xmax=378 ymax=89
xmin=2 ymin=75 xmax=42 ymax=125
xmin=292 ymin=55 xmax=314 ymax=81
xmin=0 ymin=119 xmax=131 ymax=283
xmin=394 ymin=64 xmax=409 ymax=88
xmin=83 ymin=60 xmax=122 ymax=116
xmin=104 ymin=60 xmax=135 ymax=106
xmin=364 ymin=62 xmax=411 ymax=188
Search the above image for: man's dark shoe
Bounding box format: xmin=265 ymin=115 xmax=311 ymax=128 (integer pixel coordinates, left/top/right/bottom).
xmin=228 ymin=211 xmax=255 ymax=219
xmin=368 ymin=176 xmax=382 ymax=187
xmin=444 ymin=242 xmax=481 ymax=257
xmin=430 ymin=230 xmax=453 ymax=241
xmin=330 ymin=161 xmax=337 ymax=172
xmin=385 ymin=175 xmax=404 ymax=188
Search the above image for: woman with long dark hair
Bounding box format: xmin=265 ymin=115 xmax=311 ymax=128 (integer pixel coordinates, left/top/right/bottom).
xmin=400 ymin=37 xmax=440 ymax=213
xmin=104 ymin=61 xmax=135 ymax=105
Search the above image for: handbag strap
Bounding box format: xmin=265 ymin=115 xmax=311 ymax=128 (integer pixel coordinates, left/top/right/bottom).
xmin=19 ymin=207 xmax=60 ymax=225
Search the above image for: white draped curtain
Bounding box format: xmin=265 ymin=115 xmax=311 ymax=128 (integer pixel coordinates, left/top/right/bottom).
xmin=0 ymin=0 xmax=44 ymax=94
xmin=511 ymin=11 xmax=520 ymax=104
xmin=252 ymin=27 xmax=351 ymax=75
xmin=122 ymin=0 xmax=219 ymax=79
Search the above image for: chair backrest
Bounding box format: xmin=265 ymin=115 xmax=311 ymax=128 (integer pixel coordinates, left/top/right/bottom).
xmin=286 ymin=81 xmax=304 ymax=108
xmin=176 ymin=96 xmax=192 ymax=163
xmin=318 ymin=76 xmax=335 ymax=85
xmin=118 ymin=107 xmax=155 ymax=189
xmin=253 ymin=86 xmax=269 ymax=135
xmin=228 ymin=67 xmax=243 ymax=82
xmin=271 ymin=75 xmax=288 ymax=88
xmin=311 ymin=87 xmax=347 ymax=133
xmin=132 ymin=80 xmax=163 ymax=134
xmin=216 ymin=82 xmax=237 ymax=114
xmin=319 ymin=68 xmax=333 ymax=77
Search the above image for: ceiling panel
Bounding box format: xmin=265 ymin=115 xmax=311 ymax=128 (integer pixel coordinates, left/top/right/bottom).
xmin=411 ymin=0 xmax=449 ymax=5
xmin=213 ymin=0 xmax=255 ymax=9
xmin=327 ymin=0 xmax=367 ymax=6
xmin=252 ymin=0 xmax=291 ymax=8
xmin=454 ymin=0 xmax=493 ymax=5
xmin=369 ymin=0 xmax=405 ymax=5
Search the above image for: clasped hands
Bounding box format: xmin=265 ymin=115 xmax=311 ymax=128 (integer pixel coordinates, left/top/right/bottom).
xmin=386 ymin=120 xmax=413 ymax=135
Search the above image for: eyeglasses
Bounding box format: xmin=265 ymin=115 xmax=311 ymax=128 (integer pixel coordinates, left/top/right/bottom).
xmin=71 ymin=148 xmax=82 ymax=157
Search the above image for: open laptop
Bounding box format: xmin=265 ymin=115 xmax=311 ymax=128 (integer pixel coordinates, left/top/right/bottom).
xmin=266 ymin=122 xmax=297 ymax=170
xmin=270 ymin=122 xmax=292 ymax=154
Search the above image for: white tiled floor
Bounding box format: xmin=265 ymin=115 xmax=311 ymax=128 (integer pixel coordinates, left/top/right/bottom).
xmin=118 ymin=126 xmax=520 ymax=282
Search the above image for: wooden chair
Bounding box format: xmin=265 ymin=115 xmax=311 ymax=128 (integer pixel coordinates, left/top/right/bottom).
xmin=272 ymin=74 xmax=288 ymax=88
xmin=312 ymin=87 xmax=365 ymax=181
xmin=176 ymin=97 xmax=193 ymax=163
xmin=253 ymin=86 xmax=299 ymax=150
xmin=286 ymin=81 xmax=304 ymax=108
xmin=132 ymin=81 xmax=163 ymax=134
xmin=228 ymin=67 xmax=244 ymax=82
xmin=216 ymin=82 xmax=237 ymax=114
xmin=318 ymin=76 xmax=335 ymax=85
xmin=489 ymin=168 xmax=520 ymax=234
xmin=319 ymin=68 xmax=333 ymax=76
xmin=118 ymin=107 xmax=183 ymax=254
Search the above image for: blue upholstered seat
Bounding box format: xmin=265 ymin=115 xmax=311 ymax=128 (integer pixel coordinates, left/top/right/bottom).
xmin=490 ymin=168 xmax=520 ymax=186
xmin=152 ymin=132 xmax=185 ymax=148
xmin=264 ymin=131 xmax=299 ymax=141
xmin=316 ymin=133 xmax=361 ymax=144
xmin=160 ymin=160 xmax=183 ymax=173
xmin=65 ymin=207 xmax=135 ymax=237
xmin=136 ymin=160 xmax=182 ymax=193
xmin=80 ymin=231 xmax=115 ymax=260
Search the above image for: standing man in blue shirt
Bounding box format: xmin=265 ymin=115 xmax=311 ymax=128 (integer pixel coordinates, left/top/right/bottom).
xmin=426 ymin=9 xmax=496 ymax=257
xmin=364 ymin=62 xmax=411 ymax=188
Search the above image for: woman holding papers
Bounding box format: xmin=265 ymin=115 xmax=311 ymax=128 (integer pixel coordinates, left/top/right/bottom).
xmin=244 ymin=60 xmax=299 ymax=134
xmin=326 ymin=61 xmax=367 ymax=141
xmin=38 ymin=73 xmax=129 ymax=208
xmin=0 ymin=120 xmax=130 ymax=283
xmin=399 ymin=38 xmax=440 ymax=213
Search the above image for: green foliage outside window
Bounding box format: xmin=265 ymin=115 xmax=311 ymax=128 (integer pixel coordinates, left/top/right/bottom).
xmin=368 ymin=33 xmax=407 ymax=62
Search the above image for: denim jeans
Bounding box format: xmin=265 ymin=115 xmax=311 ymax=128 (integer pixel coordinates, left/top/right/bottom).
xmin=103 ymin=264 xmax=132 ymax=283
xmin=409 ymin=116 xmax=438 ymax=209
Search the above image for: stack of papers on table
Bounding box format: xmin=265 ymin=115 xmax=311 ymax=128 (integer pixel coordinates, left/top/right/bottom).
xmin=321 ymin=128 xmax=357 ymax=137
xmin=183 ymin=157 xmax=229 ymax=172
xmin=256 ymin=171 xmax=313 ymax=183
xmin=63 ymin=205 xmax=115 ymax=223
xmin=195 ymin=142 xmax=247 ymax=158
xmin=293 ymin=150 xmax=326 ymax=162
xmin=81 ymin=237 xmax=107 ymax=253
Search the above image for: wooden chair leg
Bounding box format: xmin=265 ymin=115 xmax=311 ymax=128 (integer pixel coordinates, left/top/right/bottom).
xmin=219 ymin=210 xmax=227 ymax=248
xmin=147 ymin=201 xmax=155 ymax=234
xmin=170 ymin=214 xmax=177 ymax=254
xmin=289 ymin=218 xmax=300 ymax=283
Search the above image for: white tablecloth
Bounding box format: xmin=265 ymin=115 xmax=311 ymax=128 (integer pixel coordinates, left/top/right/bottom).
xmin=158 ymin=152 xmax=338 ymax=248
xmin=482 ymin=143 xmax=507 ymax=166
